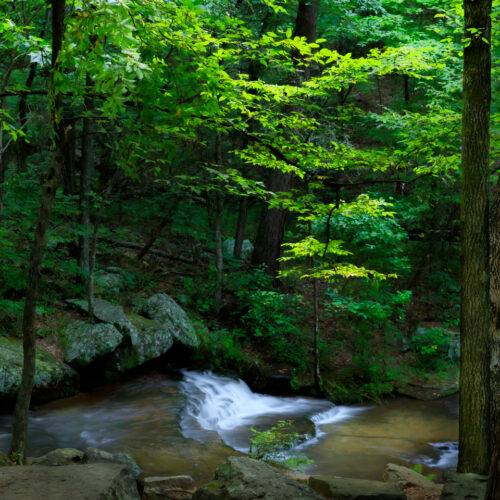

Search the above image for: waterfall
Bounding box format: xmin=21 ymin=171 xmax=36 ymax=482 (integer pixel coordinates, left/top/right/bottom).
xmin=179 ymin=370 xmax=363 ymax=451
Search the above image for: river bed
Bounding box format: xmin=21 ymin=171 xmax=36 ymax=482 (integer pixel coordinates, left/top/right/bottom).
xmin=0 ymin=370 xmax=458 ymax=484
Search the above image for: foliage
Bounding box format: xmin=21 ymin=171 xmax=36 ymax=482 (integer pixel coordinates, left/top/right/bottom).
xmin=249 ymin=420 xmax=313 ymax=470
xmin=409 ymin=327 xmax=454 ymax=369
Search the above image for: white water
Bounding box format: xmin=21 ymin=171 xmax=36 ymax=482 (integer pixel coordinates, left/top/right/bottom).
xmin=179 ymin=370 xmax=365 ymax=451
xmin=178 ymin=370 xmax=458 ymax=474
xmin=0 ymin=370 xmax=459 ymax=481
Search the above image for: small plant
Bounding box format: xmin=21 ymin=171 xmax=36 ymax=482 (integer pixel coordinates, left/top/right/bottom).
xmin=248 ymin=420 xmax=313 ymax=470
xmin=412 ymin=463 xmax=437 ymax=481
xmin=409 ymin=327 xmax=452 ymax=369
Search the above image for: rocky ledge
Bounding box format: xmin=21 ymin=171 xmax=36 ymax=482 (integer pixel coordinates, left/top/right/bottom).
xmin=0 ymin=292 xmax=199 ymax=402
xmin=0 ymin=449 xmax=489 ymax=500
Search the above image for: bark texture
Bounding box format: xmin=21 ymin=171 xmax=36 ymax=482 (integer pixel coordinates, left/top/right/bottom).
xmin=458 ymin=0 xmax=492 ymax=474
xmin=251 ymin=0 xmax=319 ymax=277
xmin=490 ymin=181 xmax=500 ymax=484
xmin=9 ymin=0 xmax=67 ymax=463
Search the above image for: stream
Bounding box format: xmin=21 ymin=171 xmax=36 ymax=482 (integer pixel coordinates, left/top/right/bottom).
xmin=0 ymin=370 xmax=458 ymax=484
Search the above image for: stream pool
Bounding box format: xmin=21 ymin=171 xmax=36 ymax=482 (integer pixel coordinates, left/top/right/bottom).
xmin=0 ymin=370 xmax=458 ymax=484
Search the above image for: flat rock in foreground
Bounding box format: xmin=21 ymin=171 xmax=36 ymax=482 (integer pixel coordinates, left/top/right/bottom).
xmin=308 ymin=475 xmax=406 ymax=500
xmin=0 ymin=463 xmax=140 ymax=500
xmin=193 ymin=456 xmax=323 ymax=500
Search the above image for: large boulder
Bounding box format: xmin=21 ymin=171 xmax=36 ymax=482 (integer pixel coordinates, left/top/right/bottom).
xmin=32 ymin=448 xmax=84 ymax=466
xmin=0 ymin=463 xmax=140 ymax=500
xmin=222 ymin=239 xmax=254 ymax=261
xmin=66 ymin=298 xmax=137 ymax=337
xmin=193 ymin=456 xmax=323 ymax=500
xmin=106 ymin=313 xmax=174 ymax=372
xmin=383 ymin=463 xmax=441 ymax=497
xmin=142 ymin=294 xmax=199 ymax=348
xmin=61 ymin=320 xmax=123 ymax=367
xmin=0 ymin=337 xmax=79 ymax=401
xmin=441 ymin=471 xmax=488 ymax=499
xmin=83 ymin=447 xmax=143 ymax=480
xmin=143 ymin=475 xmax=196 ymax=500
xmin=308 ymin=476 xmax=405 ymax=500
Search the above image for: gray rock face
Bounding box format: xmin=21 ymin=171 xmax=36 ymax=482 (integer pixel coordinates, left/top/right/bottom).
xmin=66 ymin=298 xmax=137 ymax=337
xmin=441 ymin=471 xmax=488 ymax=499
xmin=143 ymin=475 xmax=196 ymax=499
xmin=0 ymin=337 xmax=79 ymax=401
xmin=0 ymin=463 xmax=140 ymax=500
xmin=61 ymin=320 xmax=123 ymax=367
xmin=383 ymin=463 xmax=440 ymax=493
xmin=107 ymin=313 xmax=174 ymax=372
xmin=83 ymin=447 xmax=143 ymax=480
xmin=222 ymin=239 xmax=254 ymax=260
xmin=143 ymin=293 xmax=199 ymax=348
xmin=193 ymin=456 xmax=323 ymax=500
xmin=32 ymin=448 xmax=84 ymax=466
xmin=308 ymin=476 xmax=405 ymax=500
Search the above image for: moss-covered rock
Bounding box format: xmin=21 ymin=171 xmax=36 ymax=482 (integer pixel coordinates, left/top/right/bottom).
xmin=0 ymin=337 xmax=79 ymax=401
xmin=107 ymin=314 xmax=174 ymax=372
xmin=61 ymin=320 xmax=123 ymax=367
xmin=66 ymin=298 xmax=137 ymax=338
xmin=142 ymin=293 xmax=199 ymax=348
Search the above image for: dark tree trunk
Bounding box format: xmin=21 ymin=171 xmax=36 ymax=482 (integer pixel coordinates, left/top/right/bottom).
xmin=486 ymin=424 xmax=500 ymax=499
xmin=251 ymin=172 xmax=293 ymax=277
xmin=403 ymin=74 xmax=410 ymax=103
xmin=9 ymin=0 xmax=66 ymax=463
xmin=251 ymin=0 xmax=319 ymax=277
xmin=234 ymin=196 xmax=248 ymax=259
xmin=18 ymin=10 xmax=50 ymax=172
xmin=137 ymin=212 xmax=172 ymax=261
xmin=214 ymin=193 xmax=223 ymax=315
xmin=490 ymin=180 xmax=500 ymax=471
xmin=79 ymin=76 xmax=95 ymax=283
xmin=458 ymin=0 xmax=492 ymax=475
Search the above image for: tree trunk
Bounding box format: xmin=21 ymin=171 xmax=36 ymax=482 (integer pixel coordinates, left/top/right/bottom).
xmin=214 ymin=193 xmax=223 ymax=316
xmin=486 ymin=425 xmax=500 ymax=499
xmin=79 ymin=75 xmax=95 ymax=283
xmin=458 ymin=0 xmax=492 ymax=475
xmin=313 ymin=277 xmax=321 ymax=389
xmin=9 ymin=0 xmax=66 ymax=463
xmin=18 ymin=10 xmax=50 ymax=172
xmin=234 ymin=196 xmax=248 ymax=259
xmin=251 ymin=0 xmax=319 ymax=277
xmin=490 ymin=180 xmax=500 ymax=468
xmin=251 ymin=172 xmax=292 ymax=277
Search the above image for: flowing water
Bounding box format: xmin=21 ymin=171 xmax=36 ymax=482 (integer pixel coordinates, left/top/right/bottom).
xmin=0 ymin=370 xmax=458 ymax=484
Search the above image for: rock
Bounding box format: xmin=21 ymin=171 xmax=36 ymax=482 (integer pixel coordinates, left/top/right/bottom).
xmin=383 ymin=463 xmax=440 ymax=491
xmin=66 ymin=298 xmax=137 ymax=337
xmin=107 ymin=313 xmax=174 ymax=372
xmin=222 ymin=239 xmax=254 ymax=260
xmin=0 ymin=337 xmax=79 ymax=401
xmin=284 ymin=470 xmax=309 ymax=484
xmin=143 ymin=293 xmax=199 ymax=348
xmin=60 ymin=320 xmax=123 ymax=367
xmin=193 ymin=456 xmax=323 ymax=500
xmin=447 ymin=340 xmax=460 ymax=363
xmin=441 ymin=471 xmax=488 ymax=499
xmin=96 ymin=272 xmax=128 ymax=293
xmin=308 ymin=476 xmax=405 ymax=499
xmin=83 ymin=447 xmax=143 ymax=480
xmin=143 ymin=475 xmax=196 ymax=500
xmin=32 ymin=448 xmax=84 ymax=466
xmin=0 ymin=463 xmax=140 ymax=500
xmin=411 ymin=326 xmax=458 ymax=360
xmin=396 ymin=382 xmax=458 ymax=400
